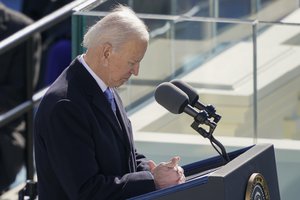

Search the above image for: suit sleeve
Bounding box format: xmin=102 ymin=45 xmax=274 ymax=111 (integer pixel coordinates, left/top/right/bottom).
xmin=44 ymin=100 xmax=155 ymax=200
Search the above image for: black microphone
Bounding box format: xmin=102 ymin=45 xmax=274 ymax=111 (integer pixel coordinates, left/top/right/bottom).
xmin=154 ymin=82 xmax=213 ymax=127
xmin=155 ymin=82 xmax=229 ymax=163
xmin=170 ymin=80 xmax=221 ymax=123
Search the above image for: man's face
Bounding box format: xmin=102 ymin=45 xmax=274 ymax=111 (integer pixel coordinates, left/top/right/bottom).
xmin=106 ymin=39 xmax=148 ymax=87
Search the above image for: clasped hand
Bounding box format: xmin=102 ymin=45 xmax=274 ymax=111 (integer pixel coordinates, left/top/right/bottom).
xmin=148 ymin=156 xmax=186 ymax=189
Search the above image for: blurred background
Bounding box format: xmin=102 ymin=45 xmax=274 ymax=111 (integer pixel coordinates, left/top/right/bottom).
xmin=1 ymin=0 xmax=300 ymax=199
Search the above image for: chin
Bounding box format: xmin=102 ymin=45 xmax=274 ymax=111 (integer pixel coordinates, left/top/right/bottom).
xmin=115 ymin=82 xmax=125 ymax=87
xmin=122 ymin=79 xmax=129 ymax=84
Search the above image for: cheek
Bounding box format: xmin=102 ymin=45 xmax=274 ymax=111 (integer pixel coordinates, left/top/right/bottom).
xmin=109 ymin=66 xmax=126 ymax=80
xmin=108 ymin=59 xmax=131 ymax=79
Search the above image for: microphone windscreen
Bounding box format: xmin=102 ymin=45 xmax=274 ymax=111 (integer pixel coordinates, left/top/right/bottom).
xmin=154 ymin=82 xmax=189 ymax=114
xmin=171 ymin=80 xmax=198 ymax=106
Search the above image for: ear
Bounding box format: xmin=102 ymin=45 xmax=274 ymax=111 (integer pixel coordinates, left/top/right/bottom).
xmin=102 ymin=42 xmax=112 ymax=59
xmin=99 ymin=42 xmax=112 ymax=67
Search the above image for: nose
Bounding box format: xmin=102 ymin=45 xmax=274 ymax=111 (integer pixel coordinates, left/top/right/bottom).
xmin=131 ymin=63 xmax=139 ymax=76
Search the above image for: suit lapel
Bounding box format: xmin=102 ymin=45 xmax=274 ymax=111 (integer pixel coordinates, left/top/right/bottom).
xmin=113 ymin=89 xmax=135 ymax=154
xmin=113 ymin=89 xmax=137 ymax=172
xmin=71 ymin=58 xmax=129 ymax=146
xmin=92 ymin=93 xmax=122 ymax=131
xmin=113 ymin=89 xmax=134 ymax=143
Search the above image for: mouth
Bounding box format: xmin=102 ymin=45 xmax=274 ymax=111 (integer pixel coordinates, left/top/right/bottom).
xmin=120 ymin=78 xmax=129 ymax=84
xmin=124 ymin=76 xmax=131 ymax=81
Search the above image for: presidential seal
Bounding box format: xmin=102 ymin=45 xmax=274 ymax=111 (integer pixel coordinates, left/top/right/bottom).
xmin=245 ymin=173 xmax=270 ymax=200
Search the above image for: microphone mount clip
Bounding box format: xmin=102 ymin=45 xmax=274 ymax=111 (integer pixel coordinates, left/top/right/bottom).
xmin=191 ymin=110 xmax=216 ymax=139
xmin=204 ymin=104 xmax=222 ymax=123
xmin=190 ymin=110 xmax=230 ymax=163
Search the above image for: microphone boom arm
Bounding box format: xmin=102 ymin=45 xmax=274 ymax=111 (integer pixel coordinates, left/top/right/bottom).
xmin=190 ymin=111 xmax=230 ymax=163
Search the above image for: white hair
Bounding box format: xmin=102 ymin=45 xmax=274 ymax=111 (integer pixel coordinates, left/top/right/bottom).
xmin=82 ymin=5 xmax=149 ymax=51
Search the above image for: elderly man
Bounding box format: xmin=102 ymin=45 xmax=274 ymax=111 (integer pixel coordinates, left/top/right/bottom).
xmin=34 ymin=5 xmax=185 ymax=200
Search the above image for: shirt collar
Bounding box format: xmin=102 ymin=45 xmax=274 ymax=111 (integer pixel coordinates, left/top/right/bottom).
xmin=78 ymin=54 xmax=107 ymax=93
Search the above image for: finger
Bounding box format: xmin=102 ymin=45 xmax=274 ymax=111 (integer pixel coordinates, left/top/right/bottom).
xmin=165 ymin=156 xmax=180 ymax=168
xmin=177 ymin=166 xmax=184 ymax=175
xmin=148 ymin=160 xmax=157 ymax=172
xmin=178 ymin=175 xmax=186 ymax=184
xmin=176 ymin=171 xmax=186 ymax=184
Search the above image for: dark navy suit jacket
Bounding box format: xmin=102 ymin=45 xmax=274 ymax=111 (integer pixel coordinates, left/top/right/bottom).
xmin=34 ymin=57 xmax=155 ymax=200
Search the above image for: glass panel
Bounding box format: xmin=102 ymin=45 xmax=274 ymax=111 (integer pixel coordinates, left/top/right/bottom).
xmin=218 ymin=0 xmax=299 ymax=22
xmin=257 ymin=21 xmax=300 ymax=140
xmin=72 ymin=0 xmax=256 ymax=137
xmin=84 ymin=0 xmax=299 ymax=22
xmin=139 ymin=20 xmax=255 ymax=139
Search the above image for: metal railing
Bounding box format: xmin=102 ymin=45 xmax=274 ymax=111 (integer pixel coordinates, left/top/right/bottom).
xmin=0 ymin=0 xmax=98 ymax=181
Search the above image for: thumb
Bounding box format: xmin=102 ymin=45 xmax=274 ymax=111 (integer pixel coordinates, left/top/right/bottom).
xmin=148 ymin=160 xmax=157 ymax=172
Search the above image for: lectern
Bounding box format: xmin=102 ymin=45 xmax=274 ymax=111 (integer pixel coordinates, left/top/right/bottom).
xmin=129 ymin=143 xmax=280 ymax=200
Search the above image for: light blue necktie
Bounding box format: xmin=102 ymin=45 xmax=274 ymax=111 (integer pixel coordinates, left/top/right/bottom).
xmin=104 ymin=88 xmax=117 ymax=114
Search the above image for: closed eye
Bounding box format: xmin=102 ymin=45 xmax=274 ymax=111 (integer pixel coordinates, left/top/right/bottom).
xmin=128 ymin=62 xmax=135 ymax=68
